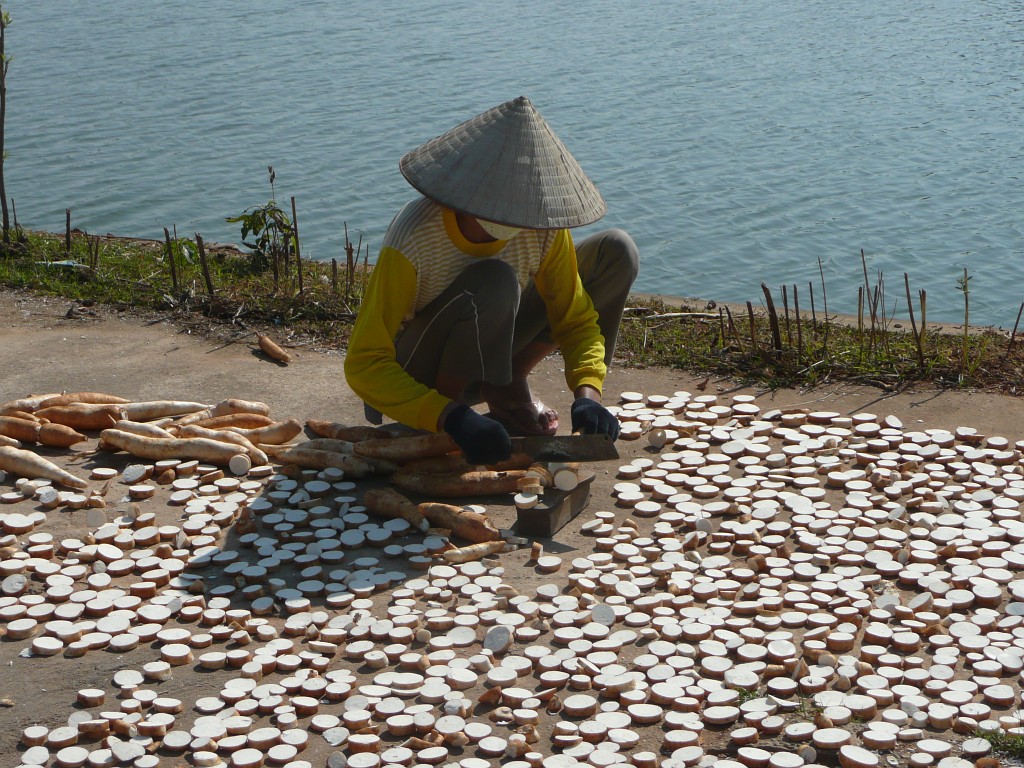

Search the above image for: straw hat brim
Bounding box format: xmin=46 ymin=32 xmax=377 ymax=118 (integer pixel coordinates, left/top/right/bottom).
xmin=399 ymin=96 xmax=606 ymax=230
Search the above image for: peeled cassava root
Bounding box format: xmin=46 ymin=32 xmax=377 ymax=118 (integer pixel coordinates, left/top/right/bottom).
xmin=363 ymin=488 xmax=429 ymax=533
xmin=256 ymin=332 xmax=291 ymax=363
xmin=114 ymin=420 xmax=175 ymax=440
xmin=176 ymin=398 xmax=270 ymax=427
xmin=420 ymin=502 xmax=500 ymax=543
xmin=306 ymin=420 xmax=405 ymax=442
xmin=353 ymin=432 xmax=458 ymax=462
xmin=174 ymin=425 xmax=268 ymax=465
xmin=326 ymin=425 xmax=537 ymax=470
xmin=362 ymin=489 xmax=500 ymax=542
xmin=399 ymin=454 xmax=471 ymax=475
xmin=34 ymin=403 xmax=123 ymax=431
xmin=302 ymin=438 xmax=355 ymax=454
xmin=0 ymin=445 xmax=88 ymax=489
xmin=193 ymin=413 xmax=274 ymax=431
xmin=35 ymin=392 xmax=130 ymax=408
xmin=38 ymin=423 xmax=89 ymax=448
xmin=119 ymin=400 xmax=208 ymax=421
xmin=0 ymin=394 xmax=63 ymax=414
xmin=262 ymin=445 xmax=372 ymax=478
xmin=441 ymin=539 xmax=506 ymax=564
xmin=6 ymin=410 xmax=41 ymax=423
xmin=99 ymin=430 xmax=247 ymax=466
xmin=225 ymin=418 xmax=302 ymax=445
xmin=398 ymin=452 xmax=534 ymax=476
xmin=392 ymin=469 xmax=529 ymax=497
xmin=0 ymin=416 xmax=42 ymax=443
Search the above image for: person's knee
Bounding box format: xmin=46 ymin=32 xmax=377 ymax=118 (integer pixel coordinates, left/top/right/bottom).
xmin=601 ymin=229 xmax=640 ymax=284
xmin=461 ymin=259 xmax=520 ymax=304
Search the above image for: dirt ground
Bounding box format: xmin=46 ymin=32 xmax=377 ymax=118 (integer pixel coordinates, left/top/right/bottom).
xmin=2 ymin=289 xmax=1024 ymax=767
xmin=3 ymin=290 xmax=1020 ymax=453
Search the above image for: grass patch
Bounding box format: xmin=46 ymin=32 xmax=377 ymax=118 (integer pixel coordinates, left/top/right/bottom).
xmin=792 ymin=695 xmax=824 ymax=721
xmin=975 ymin=728 xmax=1024 ymax=760
xmin=618 ymin=295 xmax=1021 ymax=392
xmin=734 ymin=686 xmax=763 ymax=704
xmin=4 ymin=230 xmax=1024 ymax=394
xmin=0 ymin=230 xmax=368 ymax=347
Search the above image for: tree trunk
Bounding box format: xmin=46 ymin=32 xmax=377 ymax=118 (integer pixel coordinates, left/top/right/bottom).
xmin=0 ymin=10 xmax=10 ymax=245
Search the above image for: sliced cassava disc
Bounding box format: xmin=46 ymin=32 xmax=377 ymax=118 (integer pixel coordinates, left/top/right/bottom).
xmin=838 ymin=745 xmax=880 ymax=768
xmin=7 ymin=617 xmax=38 ymax=640
xmin=162 ymin=730 xmax=192 ymax=752
xmin=230 ymin=748 xmax=265 ymax=768
xmin=813 ymin=728 xmax=852 ymax=750
xmin=21 ymin=725 xmax=50 ymax=748
xmin=32 ymin=636 xmax=64 ymax=656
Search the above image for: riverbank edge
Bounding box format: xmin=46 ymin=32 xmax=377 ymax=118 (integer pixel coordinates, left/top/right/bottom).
xmin=48 ymin=229 xmax=1015 ymax=339
xmin=5 ymin=229 xmax=1023 ymax=396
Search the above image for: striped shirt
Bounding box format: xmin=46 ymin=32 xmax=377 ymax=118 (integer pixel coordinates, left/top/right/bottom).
xmin=385 ymin=197 xmax=557 ymax=315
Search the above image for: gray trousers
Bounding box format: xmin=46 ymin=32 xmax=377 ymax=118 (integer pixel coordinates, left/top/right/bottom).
xmin=365 ymin=229 xmax=639 ymax=423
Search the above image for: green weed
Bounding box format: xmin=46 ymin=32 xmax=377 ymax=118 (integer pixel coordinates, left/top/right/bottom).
xmin=4 ymin=232 xmax=1024 ymax=395
xmin=975 ymin=728 xmax=1024 ymax=760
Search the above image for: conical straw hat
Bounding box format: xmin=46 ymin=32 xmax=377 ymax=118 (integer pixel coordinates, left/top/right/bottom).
xmin=399 ymin=96 xmax=606 ymax=230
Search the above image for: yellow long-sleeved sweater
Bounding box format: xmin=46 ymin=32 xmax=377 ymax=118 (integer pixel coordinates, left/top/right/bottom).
xmin=344 ymin=197 xmax=606 ymax=432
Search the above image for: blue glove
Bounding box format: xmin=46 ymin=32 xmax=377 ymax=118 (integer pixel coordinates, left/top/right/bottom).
xmin=571 ymin=397 xmax=620 ymax=440
xmin=443 ymin=404 xmax=512 ymax=465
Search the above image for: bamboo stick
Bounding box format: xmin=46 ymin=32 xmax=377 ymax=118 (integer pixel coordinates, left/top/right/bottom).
xmin=904 ymin=273 xmax=923 ymax=367
xmin=164 ymin=227 xmax=178 ymax=294
xmin=1006 ymin=303 xmax=1024 ymax=361
xmin=793 ymin=284 xmax=803 ymax=360
xmin=196 ymin=233 xmax=215 ymax=295
xmin=919 ymin=289 xmax=927 ymax=359
xmin=725 ymin=305 xmax=742 ymax=351
xmin=745 ymin=301 xmax=756 ymax=353
xmin=291 ymin=196 xmax=303 ymax=297
xmin=857 ymin=286 xmax=864 ymax=355
xmin=808 ymin=281 xmax=817 ymax=334
xmin=761 ymin=283 xmax=782 ymax=356
xmin=782 ymin=284 xmax=792 ymax=346
xmin=961 ymin=267 xmax=970 ymax=375
xmin=344 ymin=222 xmax=354 ymax=298
xmin=817 ymin=257 xmax=830 ymax=349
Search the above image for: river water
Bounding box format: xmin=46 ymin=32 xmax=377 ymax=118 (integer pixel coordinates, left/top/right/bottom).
xmin=8 ymin=0 xmax=1023 ymax=324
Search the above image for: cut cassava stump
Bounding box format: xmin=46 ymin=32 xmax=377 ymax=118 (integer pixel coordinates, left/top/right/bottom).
xmin=483 ymin=625 xmax=513 ymax=655
xmin=515 ymin=470 xmax=595 ymax=536
xmin=229 ymin=453 xmax=252 ymax=476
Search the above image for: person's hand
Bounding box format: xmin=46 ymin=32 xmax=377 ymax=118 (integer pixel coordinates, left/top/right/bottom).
xmin=571 ymin=397 xmax=620 ymax=440
xmin=443 ymin=404 xmax=512 ymax=465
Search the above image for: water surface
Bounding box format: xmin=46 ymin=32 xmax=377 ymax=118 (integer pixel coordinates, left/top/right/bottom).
xmin=8 ymin=0 xmax=1023 ymax=324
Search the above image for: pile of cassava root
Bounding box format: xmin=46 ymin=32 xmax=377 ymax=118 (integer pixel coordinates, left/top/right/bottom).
xmin=0 ymin=391 xmax=539 ymax=557
xmin=1 ymin=393 xmax=301 ymax=489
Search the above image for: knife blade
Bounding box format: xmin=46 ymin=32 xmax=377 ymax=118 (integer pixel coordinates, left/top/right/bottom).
xmin=509 ymin=433 xmax=619 ymax=462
